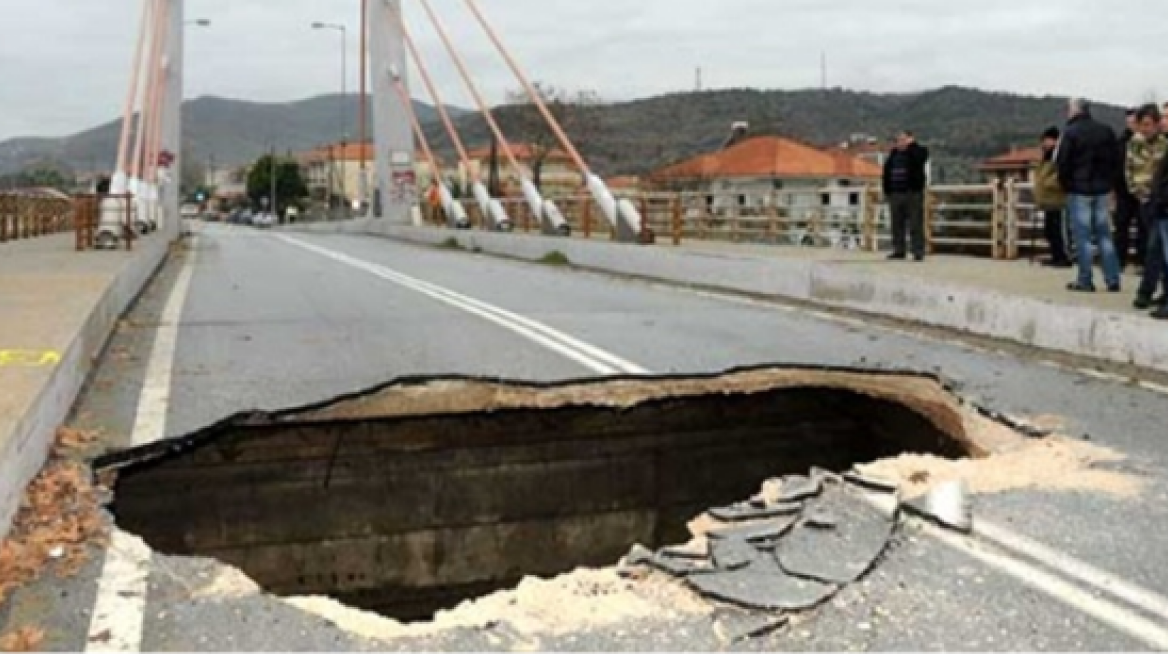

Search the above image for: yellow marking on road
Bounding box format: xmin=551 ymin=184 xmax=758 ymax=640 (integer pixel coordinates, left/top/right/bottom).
xmin=0 ymin=349 xmax=61 ymax=367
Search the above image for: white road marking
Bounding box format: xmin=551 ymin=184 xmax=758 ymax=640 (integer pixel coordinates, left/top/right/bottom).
xmin=86 ymin=239 xmax=198 ymax=653
xmin=278 ymin=235 xmax=649 ymax=376
xmin=977 ymin=519 xmax=1168 ymax=623
xmin=85 ymin=531 xmax=153 ymax=653
xmin=923 ymin=523 xmax=1168 ymax=650
xmin=130 ymin=236 xmax=199 ymax=447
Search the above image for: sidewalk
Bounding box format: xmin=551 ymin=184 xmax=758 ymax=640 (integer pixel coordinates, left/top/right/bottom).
xmin=0 ymin=234 xmax=169 ymax=538
xmin=302 ymin=219 xmax=1168 ymax=375
xmin=682 ymin=240 xmax=1151 ymax=315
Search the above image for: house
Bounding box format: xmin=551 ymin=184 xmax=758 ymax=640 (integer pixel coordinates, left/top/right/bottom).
xmin=825 ymin=138 xmax=890 ymax=169
xmin=649 ymin=135 xmax=884 ymax=215
xmin=464 ymin=144 xmax=579 ymax=196
xmin=297 ymin=143 xmax=439 ymax=207
xmin=603 ymin=175 xmax=643 ymax=195
xmin=978 ymin=147 xmax=1042 ymax=183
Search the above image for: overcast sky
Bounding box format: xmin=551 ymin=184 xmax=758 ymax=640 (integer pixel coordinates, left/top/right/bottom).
xmin=1 ymin=0 xmax=1162 ymax=140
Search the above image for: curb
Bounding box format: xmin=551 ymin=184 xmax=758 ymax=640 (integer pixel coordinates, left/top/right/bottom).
xmin=0 ymin=237 xmax=171 ymax=539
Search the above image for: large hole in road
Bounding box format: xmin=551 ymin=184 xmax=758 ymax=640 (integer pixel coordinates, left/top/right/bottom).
xmin=99 ymin=367 xmax=1000 ymax=623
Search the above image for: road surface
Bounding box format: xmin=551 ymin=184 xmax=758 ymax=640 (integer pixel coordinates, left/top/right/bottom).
xmin=8 ymin=223 xmax=1168 ymax=652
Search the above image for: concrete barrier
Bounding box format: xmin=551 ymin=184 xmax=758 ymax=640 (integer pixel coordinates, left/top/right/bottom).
xmin=0 ymin=236 xmax=170 ymax=538
xmin=291 ymin=220 xmax=1168 ymax=374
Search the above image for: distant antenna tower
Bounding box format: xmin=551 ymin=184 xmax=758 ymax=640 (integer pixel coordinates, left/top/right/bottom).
xmin=696 ymin=67 xmax=703 ymax=92
xmin=820 ymin=52 xmax=827 ymax=90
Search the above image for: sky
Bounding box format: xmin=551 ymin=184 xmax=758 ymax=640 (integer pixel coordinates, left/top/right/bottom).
xmin=0 ymin=0 xmax=1163 ymax=141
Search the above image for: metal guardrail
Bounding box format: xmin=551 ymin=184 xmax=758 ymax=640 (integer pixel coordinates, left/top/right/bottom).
xmin=0 ymin=188 xmax=75 ymax=244
xmin=426 ymin=181 xmax=1043 ymax=260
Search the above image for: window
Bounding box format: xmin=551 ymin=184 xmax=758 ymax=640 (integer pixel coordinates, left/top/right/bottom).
xmin=850 ymin=193 xmax=861 ymax=207
xmin=820 ymin=193 xmax=831 ymax=206
xmin=739 ymin=195 xmax=748 ymax=207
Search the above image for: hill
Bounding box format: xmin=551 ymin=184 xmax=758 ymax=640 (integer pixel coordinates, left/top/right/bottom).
xmin=427 ymin=85 xmax=1127 ymax=183
xmin=0 ymin=94 xmax=461 ymax=177
xmin=2 ymin=86 xmax=1128 ymax=184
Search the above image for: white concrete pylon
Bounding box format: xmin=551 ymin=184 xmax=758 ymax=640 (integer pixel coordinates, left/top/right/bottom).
xmin=368 ymin=0 xmax=414 ymax=222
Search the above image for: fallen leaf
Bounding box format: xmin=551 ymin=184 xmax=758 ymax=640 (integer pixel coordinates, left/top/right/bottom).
xmin=0 ymin=626 xmax=46 ymax=652
xmin=0 ymin=430 xmax=107 ymax=606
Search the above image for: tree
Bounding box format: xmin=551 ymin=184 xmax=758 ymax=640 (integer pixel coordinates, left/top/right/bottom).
xmin=180 ymin=155 xmax=207 ymax=198
xmin=501 ymin=83 xmax=602 ymax=190
xmin=0 ymin=165 xmax=74 ymax=191
xmin=246 ymin=154 xmax=308 ymax=212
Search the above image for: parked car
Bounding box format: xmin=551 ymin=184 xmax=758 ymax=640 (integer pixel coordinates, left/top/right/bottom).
xmin=253 ymin=212 xmax=275 ymax=228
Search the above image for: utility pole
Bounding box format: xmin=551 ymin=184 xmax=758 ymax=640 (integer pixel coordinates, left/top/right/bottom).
xmin=270 ymin=145 xmax=277 ymax=221
xmin=821 ymin=52 xmax=827 ymax=91
xmin=359 ymin=0 xmax=369 ymax=213
xmin=696 ymin=67 xmax=703 ymax=93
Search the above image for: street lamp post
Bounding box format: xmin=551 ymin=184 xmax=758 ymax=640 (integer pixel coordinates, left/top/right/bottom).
xmin=312 ymin=21 xmax=348 ymax=216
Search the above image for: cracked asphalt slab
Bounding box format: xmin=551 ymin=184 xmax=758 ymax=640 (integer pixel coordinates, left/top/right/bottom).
xmin=3 ymin=223 xmax=1168 ymax=651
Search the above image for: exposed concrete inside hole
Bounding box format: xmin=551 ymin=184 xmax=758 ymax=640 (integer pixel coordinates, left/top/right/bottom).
xmin=96 ymin=366 xmax=1021 ymax=623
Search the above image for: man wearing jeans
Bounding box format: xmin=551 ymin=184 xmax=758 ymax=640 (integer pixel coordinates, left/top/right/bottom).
xmin=883 ymin=131 xmax=930 ymax=261
xmin=1057 ymin=98 xmax=1123 ymax=293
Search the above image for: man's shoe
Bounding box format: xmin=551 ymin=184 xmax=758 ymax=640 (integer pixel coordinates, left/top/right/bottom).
xmin=913 ymin=254 xmax=925 ymax=262
xmin=1044 ymin=259 xmax=1074 ymax=269
xmin=1135 ymin=296 xmax=1154 ymax=310
xmin=1108 ymin=283 xmax=1123 ymax=293
xmin=1067 ymin=282 xmax=1097 ymax=293
xmin=1153 ymin=294 xmax=1168 ymax=307
xmin=1152 ymin=306 xmax=1168 ymax=320
xmin=887 ymin=253 xmax=907 ymax=261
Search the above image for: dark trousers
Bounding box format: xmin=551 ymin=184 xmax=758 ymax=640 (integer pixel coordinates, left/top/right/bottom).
xmin=1042 ymin=207 xmax=1071 ymax=263
xmin=890 ymin=191 xmax=925 ymax=257
xmin=1137 ymin=202 xmax=1168 ymax=300
xmin=1115 ymin=192 xmax=1144 ymax=268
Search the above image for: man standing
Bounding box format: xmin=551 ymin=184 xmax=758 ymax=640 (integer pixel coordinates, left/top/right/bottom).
xmin=883 ymin=131 xmax=930 ymax=261
xmin=1147 ymin=125 xmax=1168 ymax=320
xmin=1057 ymin=98 xmax=1123 ymax=293
xmin=1033 ymin=126 xmax=1071 ymax=268
xmin=1129 ymin=104 xmax=1168 ymax=309
xmin=1115 ymin=109 xmax=1142 ymax=269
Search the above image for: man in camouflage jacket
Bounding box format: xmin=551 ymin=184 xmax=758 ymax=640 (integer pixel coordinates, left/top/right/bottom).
xmin=1129 ymin=104 xmax=1168 ymax=310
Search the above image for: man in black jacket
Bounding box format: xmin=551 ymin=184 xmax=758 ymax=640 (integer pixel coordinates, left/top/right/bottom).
xmin=1057 ymin=98 xmax=1123 ymax=292
xmin=1116 ymin=109 xmax=1143 ymax=270
xmin=883 ymin=131 xmax=930 ymax=261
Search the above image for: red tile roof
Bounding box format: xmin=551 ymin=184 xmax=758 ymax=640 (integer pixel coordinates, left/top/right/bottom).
xmin=467 ymin=143 xmax=572 ymax=163
xmin=298 ymin=142 xmax=433 ymax=164
xmin=979 ymin=147 xmax=1043 ymax=171
xmin=652 ymin=136 xmax=883 ymax=181
xmin=605 ymin=175 xmax=641 ymax=189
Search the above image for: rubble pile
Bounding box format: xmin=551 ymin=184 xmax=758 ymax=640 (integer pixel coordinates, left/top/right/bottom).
xmin=624 ymin=467 xmax=968 ymax=624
